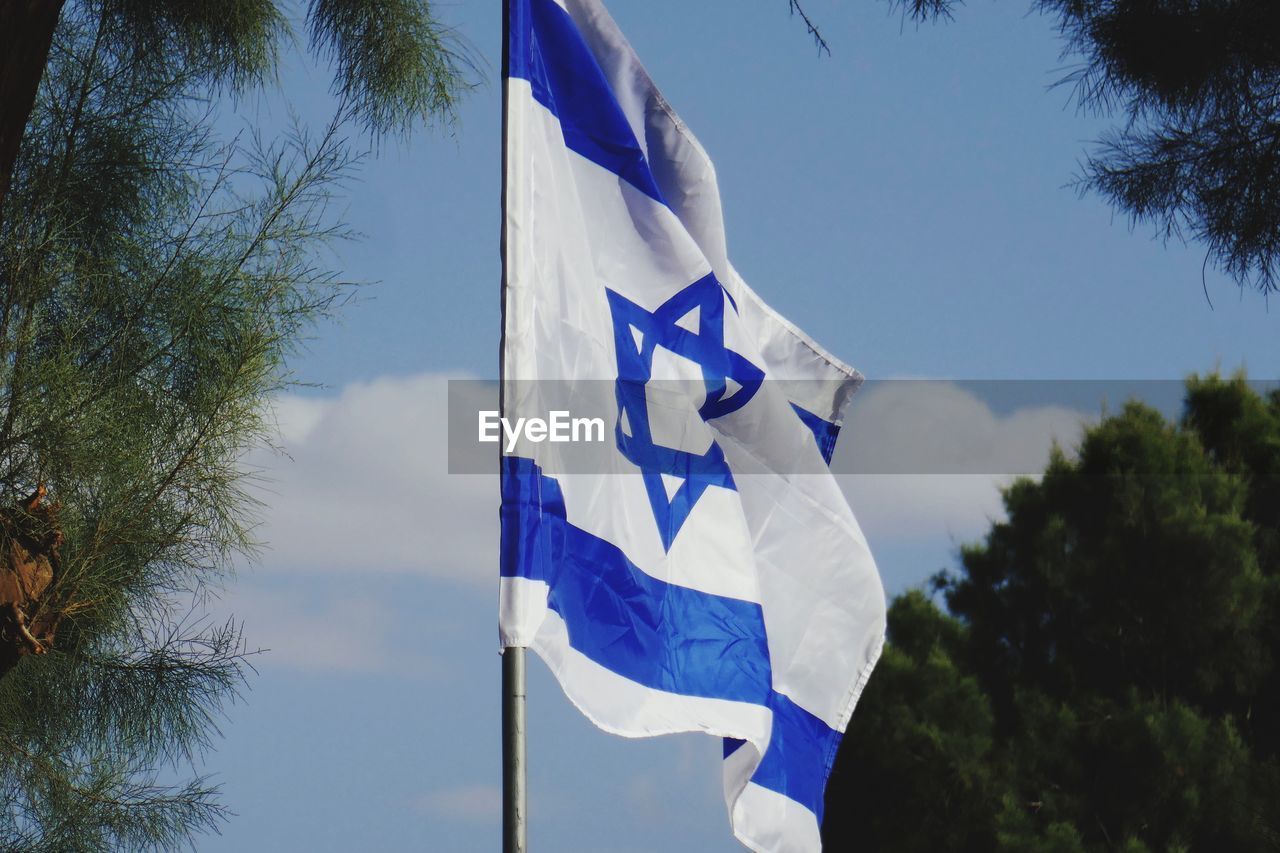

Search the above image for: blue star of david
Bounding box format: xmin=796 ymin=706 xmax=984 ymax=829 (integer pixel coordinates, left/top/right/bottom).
xmin=606 ymin=273 xmax=765 ymax=551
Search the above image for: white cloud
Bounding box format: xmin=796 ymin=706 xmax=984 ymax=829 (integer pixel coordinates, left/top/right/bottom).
xmin=834 ymin=381 xmax=1095 ymax=541
xmin=244 ymin=373 xmax=1098 ymax=571
xmin=411 ymin=785 xmax=502 ymax=822
xmin=227 ymin=373 xmax=1098 ymax=671
xmin=410 ymin=782 xmax=577 ymax=825
xmin=212 ymin=581 xmax=438 ymax=675
xmin=247 ymin=373 xmax=496 ymax=582
xmin=839 ymin=473 xmax=1012 ymax=542
xmin=215 ymin=373 xmax=495 ymax=673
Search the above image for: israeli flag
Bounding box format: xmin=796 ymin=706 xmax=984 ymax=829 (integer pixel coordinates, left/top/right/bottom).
xmin=499 ymin=1 xmax=886 ymax=850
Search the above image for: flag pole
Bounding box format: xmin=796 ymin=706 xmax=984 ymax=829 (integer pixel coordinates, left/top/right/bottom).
xmin=502 ymin=647 xmax=527 ymax=853
xmin=499 ymin=1 xmax=527 ymax=852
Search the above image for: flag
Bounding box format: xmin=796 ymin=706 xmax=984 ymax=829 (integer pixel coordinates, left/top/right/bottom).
xmin=499 ymin=1 xmax=886 ymax=850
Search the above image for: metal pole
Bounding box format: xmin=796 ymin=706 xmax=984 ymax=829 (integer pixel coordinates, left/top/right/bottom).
xmin=502 ymin=647 xmax=527 ymax=853
xmin=499 ymin=0 xmax=525 ymax=850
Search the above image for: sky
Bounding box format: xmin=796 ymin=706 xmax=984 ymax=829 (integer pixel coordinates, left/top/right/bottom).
xmin=190 ymin=1 xmax=1280 ymax=851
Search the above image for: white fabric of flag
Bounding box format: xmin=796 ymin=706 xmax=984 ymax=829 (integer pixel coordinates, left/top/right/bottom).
xmin=499 ymin=1 xmax=886 ymax=850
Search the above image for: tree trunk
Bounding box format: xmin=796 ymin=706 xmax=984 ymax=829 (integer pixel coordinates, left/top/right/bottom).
xmin=0 ymin=0 xmax=67 ymax=233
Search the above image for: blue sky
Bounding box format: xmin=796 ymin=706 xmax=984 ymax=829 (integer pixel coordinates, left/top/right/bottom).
xmin=194 ymin=1 xmax=1280 ymax=851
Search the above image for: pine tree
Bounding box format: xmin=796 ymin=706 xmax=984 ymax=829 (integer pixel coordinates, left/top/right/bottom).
xmin=0 ymin=1 xmax=471 ymax=847
xmin=874 ymin=0 xmax=1280 ymax=293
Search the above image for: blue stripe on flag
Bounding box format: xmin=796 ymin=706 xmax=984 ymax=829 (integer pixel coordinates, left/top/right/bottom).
xmin=791 ymin=404 xmax=842 ymax=465
xmin=508 ymin=0 xmax=666 ymax=205
xmin=753 ymin=694 xmax=841 ymax=822
xmin=501 ymin=457 xmax=770 ymax=703
xmin=501 ymin=456 xmax=841 ymax=820
xmin=722 ymin=693 xmax=841 ymax=823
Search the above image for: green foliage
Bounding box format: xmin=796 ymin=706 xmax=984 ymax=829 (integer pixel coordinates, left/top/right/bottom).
xmin=824 ymin=592 xmax=1000 ymax=851
xmin=99 ymin=0 xmax=287 ymax=90
xmin=825 ymin=374 xmax=1280 ymax=851
xmin=309 ymin=0 xmax=477 ymax=135
xmin=0 ymin=0 xmax=470 ymax=848
xmin=878 ymin=0 xmax=1280 ymax=292
xmin=94 ymin=0 xmax=476 ymax=132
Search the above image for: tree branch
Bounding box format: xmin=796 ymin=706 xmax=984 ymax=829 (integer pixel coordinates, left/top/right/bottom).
xmin=787 ymin=0 xmax=830 ymax=56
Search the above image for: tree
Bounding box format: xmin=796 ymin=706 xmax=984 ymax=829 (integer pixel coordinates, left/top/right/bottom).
xmin=863 ymin=0 xmax=1280 ymax=294
xmin=0 ymin=0 xmax=470 ymax=848
xmin=0 ymin=0 xmax=468 ymax=232
xmin=825 ymin=374 xmax=1280 ymax=851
